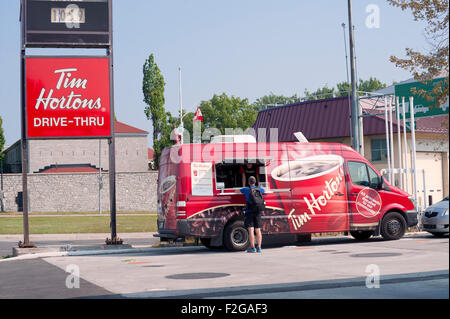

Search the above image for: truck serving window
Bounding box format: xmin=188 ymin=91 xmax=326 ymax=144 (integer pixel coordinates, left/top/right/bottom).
xmin=215 ymin=160 xmax=267 ymax=190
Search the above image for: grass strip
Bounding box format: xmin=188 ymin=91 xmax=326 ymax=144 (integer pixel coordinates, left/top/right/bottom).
xmin=0 ymin=211 xmax=155 ymax=216
xmin=0 ymin=215 xmax=157 ymax=234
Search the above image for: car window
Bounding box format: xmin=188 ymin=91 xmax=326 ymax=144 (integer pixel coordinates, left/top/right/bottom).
xmin=348 ymin=161 xmax=369 ymax=187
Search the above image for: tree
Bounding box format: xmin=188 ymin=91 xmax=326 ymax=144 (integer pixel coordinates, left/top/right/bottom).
xmin=303 ymin=85 xmax=335 ymax=100
xmin=181 ymin=93 xmax=257 ymax=142
xmin=142 ymin=54 xmax=166 ymax=168
xmin=0 ymin=116 xmax=5 ymax=161
xmin=253 ymin=93 xmax=301 ymax=110
xmin=200 ymin=93 xmax=257 ymax=134
xmin=388 ymin=0 xmax=449 ymax=106
xmin=153 ymin=111 xmax=178 ymax=163
xmin=336 ymin=81 xmax=351 ymax=97
xmin=358 ymin=77 xmax=387 ymax=93
xmin=304 ymin=78 xmax=387 ymax=100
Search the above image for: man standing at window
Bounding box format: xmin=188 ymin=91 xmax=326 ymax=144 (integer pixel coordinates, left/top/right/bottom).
xmin=238 ymin=176 xmax=265 ymax=253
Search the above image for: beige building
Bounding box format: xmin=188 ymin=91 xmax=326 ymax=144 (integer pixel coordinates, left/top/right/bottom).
xmin=3 ymin=121 xmax=150 ymax=173
xmin=252 ymin=96 xmax=449 ymax=208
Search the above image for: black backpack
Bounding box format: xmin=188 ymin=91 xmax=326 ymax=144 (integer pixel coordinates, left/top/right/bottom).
xmin=248 ymin=187 xmax=265 ymax=213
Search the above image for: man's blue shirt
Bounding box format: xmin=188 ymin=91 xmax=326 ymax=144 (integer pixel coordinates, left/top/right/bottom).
xmin=240 ymin=185 xmax=264 ymax=213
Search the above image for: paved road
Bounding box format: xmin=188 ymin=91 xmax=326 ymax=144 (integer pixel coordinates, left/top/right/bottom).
xmin=0 ymin=232 xmax=447 ymax=299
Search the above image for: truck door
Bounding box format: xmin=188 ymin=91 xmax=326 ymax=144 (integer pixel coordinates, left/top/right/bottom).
xmin=347 ymin=161 xmax=383 ymax=229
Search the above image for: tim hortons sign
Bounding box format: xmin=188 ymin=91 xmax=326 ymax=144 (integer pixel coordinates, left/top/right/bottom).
xmin=26 ymin=56 xmax=111 ymax=138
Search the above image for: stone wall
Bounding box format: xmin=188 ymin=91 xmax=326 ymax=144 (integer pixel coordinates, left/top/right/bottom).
xmin=0 ymin=171 xmax=158 ymax=212
xmin=27 ymin=135 xmax=149 ymax=173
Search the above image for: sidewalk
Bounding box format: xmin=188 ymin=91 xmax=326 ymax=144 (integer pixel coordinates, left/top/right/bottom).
xmin=0 ymin=232 xmax=160 ymax=260
xmin=0 ymin=232 xmax=155 ymax=241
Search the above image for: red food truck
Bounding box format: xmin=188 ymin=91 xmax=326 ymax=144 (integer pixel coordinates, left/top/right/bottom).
xmin=155 ymin=138 xmax=417 ymax=251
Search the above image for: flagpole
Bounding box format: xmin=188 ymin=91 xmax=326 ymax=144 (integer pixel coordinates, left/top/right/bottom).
xmin=178 ymin=66 xmax=183 ymax=144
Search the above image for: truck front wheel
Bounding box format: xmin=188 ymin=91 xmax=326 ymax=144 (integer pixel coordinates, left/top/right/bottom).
xmin=381 ymin=212 xmax=406 ymax=240
xmin=223 ymin=220 xmax=249 ymax=251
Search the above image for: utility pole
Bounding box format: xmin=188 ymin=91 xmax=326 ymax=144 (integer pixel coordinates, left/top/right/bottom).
xmin=347 ymin=0 xmax=362 ymax=154
xmin=178 ymin=66 xmax=184 ymax=144
xmin=341 ymin=22 xmax=353 ymax=148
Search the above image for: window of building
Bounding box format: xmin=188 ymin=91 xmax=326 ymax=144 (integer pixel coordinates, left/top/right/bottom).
xmin=371 ymin=138 xmax=387 ymax=161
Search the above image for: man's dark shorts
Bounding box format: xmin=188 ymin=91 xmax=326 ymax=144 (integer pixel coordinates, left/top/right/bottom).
xmin=244 ymin=211 xmax=262 ymax=228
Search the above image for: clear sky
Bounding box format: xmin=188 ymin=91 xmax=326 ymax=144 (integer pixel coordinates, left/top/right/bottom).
xmin=0 ymin=0 xmax=429 ymax=147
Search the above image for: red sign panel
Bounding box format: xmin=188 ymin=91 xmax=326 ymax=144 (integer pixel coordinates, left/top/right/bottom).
xmin=26 ymin=57 xmax=111 ymax=138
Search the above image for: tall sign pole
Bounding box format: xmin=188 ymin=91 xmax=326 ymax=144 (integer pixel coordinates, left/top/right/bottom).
xmin=20 ymin=0 xmax=119 ymax=246
xmin=106 ymin=0 xmax=120 ymax=243
xmin=347 ymin=0 xmax=362 ymax=154
xmin=20 ymin=1 xmax=32 ymax=247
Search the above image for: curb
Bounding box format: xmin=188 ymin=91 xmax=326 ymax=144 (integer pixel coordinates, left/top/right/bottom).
xmin=0 ymin=245 xmax=203 ymax=263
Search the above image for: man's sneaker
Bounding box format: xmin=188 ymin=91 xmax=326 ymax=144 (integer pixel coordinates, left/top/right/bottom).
xmin=256 ymin=247 xmax=262 ymax=253
xmin=247 ymin=247 xmax=256 ymax=253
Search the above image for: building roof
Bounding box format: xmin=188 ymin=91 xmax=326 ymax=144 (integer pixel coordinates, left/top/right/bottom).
xmin=37 ymin=164 xmax=103 ymax=174
xmin=252 ymin=96 xmax=448 ymax=142
xmin=148 ymin=148 xmax=154 ymax=160
xmin=115 ymin=121 xmax=148 ymax=135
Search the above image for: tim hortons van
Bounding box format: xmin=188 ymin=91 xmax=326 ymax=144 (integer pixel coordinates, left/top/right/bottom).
xmin=155 ymin=138 xmax=418 ymax=251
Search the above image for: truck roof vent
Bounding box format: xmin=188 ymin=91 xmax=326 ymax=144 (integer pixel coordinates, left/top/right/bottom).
xmin=294 ymin=131 xmax=309 ymax=143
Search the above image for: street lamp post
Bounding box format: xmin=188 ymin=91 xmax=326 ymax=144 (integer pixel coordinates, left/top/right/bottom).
xmin=347 ymin=0 xmax=362 ymax=155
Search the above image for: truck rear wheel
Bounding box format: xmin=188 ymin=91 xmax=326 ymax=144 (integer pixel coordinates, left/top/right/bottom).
xmin=350 ymin=230 xmax=373 ymax=240
xmin=223 ymin=220 xmax=249 ymax=251
xmin=381 ymin=212 xmax=406 ymax=240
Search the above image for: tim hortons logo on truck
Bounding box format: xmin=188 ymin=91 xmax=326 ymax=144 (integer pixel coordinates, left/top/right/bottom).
xmin=288 ymin=166 xmax=345 ymax=230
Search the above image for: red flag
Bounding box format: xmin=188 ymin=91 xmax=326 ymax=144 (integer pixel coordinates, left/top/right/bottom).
xmin=173 ymin=125 xmax=181 ymax=144
xmin=193 ymin=107 xmax=203 ymax=122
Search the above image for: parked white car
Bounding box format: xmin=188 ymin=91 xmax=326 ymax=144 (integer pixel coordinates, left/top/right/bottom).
xmin=420 ymin=196 xmax=449 ymax=237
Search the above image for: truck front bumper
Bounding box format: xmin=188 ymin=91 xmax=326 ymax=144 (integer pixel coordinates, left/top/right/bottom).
xmin=405 ymin=210 xmax=418 ymax=227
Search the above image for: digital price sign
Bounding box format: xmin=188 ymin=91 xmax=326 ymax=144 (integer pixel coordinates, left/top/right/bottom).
xmin=23 ymin=0 xmax=111 ymax=48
